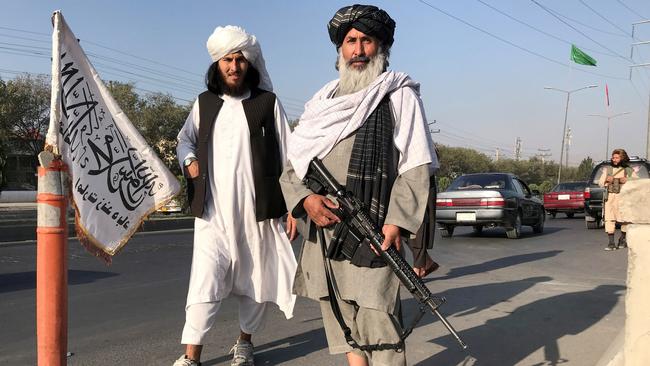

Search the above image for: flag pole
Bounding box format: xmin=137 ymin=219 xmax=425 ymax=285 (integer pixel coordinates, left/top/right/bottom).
xmin=36 ymin=151 xmax=69 ymax=366
xmin=37 ymin=10 xmax=69 ymax=365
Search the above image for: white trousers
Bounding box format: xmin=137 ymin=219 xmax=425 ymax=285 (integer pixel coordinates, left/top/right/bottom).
xmin=181 ymin=295 xmax=268 ymax=345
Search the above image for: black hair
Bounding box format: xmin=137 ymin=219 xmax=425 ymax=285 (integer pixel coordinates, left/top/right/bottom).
xmin=205 ymin=61 xmax=260 ymax=95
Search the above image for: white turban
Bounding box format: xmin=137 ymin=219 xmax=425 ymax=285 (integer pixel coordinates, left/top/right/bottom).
xmin=206 ymin=25 xmax=273 ymax=91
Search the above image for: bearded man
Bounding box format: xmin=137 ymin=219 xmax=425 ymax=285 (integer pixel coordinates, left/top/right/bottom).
xmin=174 ymin=25 xmax=297 ymax=366
xmin=280 ymin=5 xmax=439 ymax=366
xmin=600 ymin=148 xmax=637 ymax=251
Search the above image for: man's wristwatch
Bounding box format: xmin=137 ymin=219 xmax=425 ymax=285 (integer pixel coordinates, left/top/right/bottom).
xmin=183 ymin=157 xmax=197 ymax=167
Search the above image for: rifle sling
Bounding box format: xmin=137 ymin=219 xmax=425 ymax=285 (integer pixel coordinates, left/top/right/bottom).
xmin=317 ymin=227 xmax=405 ymax=352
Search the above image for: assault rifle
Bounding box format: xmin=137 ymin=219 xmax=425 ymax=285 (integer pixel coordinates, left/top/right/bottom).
xmin=305 ymin=158 xmax=468 ymax=350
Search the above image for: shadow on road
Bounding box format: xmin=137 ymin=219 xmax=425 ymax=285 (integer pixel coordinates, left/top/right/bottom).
xmin=0 ymin=270 xmax=119 ymax=293
xmin=409 ymin=276 xmax=555 ymax=322
xmin=202 ymin=327 xmax=328 ymax=366
xmin=449 ymin=226 xmax=565 ymax=239
xmin=427 ymin=250 xmax=563 ymax=282
xmin=414 ymin=284 xmax=625 ymax=366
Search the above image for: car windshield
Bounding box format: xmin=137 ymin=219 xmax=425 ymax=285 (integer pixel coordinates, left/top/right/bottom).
xmin=448 ymin=174 xmax=509 ymax=190
xmin=551 ymin=182 xmax=586 ymax=192
xmin=591 ymin=162 xmax=650 ymax=184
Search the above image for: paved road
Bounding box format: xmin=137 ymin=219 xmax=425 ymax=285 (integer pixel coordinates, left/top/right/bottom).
xmin=0 ymin=215 xmax=627 ymax=365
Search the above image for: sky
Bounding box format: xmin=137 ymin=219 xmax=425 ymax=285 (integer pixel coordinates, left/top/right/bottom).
xmin=2 ymin=0 xmax=650 ymax=165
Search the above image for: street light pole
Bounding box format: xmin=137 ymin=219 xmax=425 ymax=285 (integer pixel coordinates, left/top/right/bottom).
xmin=544 ymin=85 xmax=598 ymax=184
xmin=587 ymin=111 xmax=631 ymax=160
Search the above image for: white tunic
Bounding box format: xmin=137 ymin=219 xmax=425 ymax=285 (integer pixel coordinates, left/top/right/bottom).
xmin=177 ymin=91 xmax=297 ymax=319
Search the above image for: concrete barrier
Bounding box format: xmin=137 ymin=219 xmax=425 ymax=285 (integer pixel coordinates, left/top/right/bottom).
xmin=0 ymin=190 xmax=37 ymax=203
xmin=599 ymin=179 xmax=650 ymax=366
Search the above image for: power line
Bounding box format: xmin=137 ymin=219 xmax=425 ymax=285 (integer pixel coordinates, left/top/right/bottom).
xmin=436 ymin=119 xmax=538 ymax=153
xmin=0 ymin=65 xmax=196 ymax=104
xmin=0 ymin=29 xmax=309 ymax=106
xmin=1 ymin=25 xmax=205 ymax=79
xmin=0 ymin=25 xmax=49 ymax=36
xmin=414 ymin=0 xmax=629 ymax=80
xmin=81 ymin=39 xmax=204 ymax=79
xmin=0 ymin=32 xmax=50 ymax=44
xmin=475 ymin=0 xmax=617 ymax=58
xmin=437 ymin=128 xmax=512 ymax=153
xmin=537 ymin=3 xmax=631 ymax=38
xmin=616 ymin=0 xmax=646 ymax=19
xmin=577 ymin=0 xmax=631 ymax=37
xmin=630 ymin=77 xmax=649 ymax=108
xmin=530 ymin=0 xmax=631 ymax=63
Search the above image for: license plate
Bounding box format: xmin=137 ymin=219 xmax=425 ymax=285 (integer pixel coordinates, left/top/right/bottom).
xmin=456 ymin=212 xmax=477 ymax=222
xmin=558 ymin=194 xmax=570 ymax=200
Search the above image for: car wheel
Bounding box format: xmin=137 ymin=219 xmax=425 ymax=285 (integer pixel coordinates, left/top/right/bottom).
xmin=440 ymin=224 xmax=455 ymax=238
xmin=506 ymin=212 xmax=522 ymax=239
xmin=472 ymin=225 xmax=483 ymax=235
xmin=585 ymin=216 xmax=600 ymax=229
xmin=548 ymin=211 xmax=557 ymax=219
xmin=566 ymin=212 xmax=575 ymax=219
xmin=533 ymin=209 xmax=545 ymax=234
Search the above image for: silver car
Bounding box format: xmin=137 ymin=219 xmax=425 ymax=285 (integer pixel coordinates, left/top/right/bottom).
xmin=436 ymin=173 xmax=545 ymax=239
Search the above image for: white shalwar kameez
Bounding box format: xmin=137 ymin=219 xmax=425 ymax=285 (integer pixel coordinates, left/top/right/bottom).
xmin=177 ymin=90 xmax=297 ymax=344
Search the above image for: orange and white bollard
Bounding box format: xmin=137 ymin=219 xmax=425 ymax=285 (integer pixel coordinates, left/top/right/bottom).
xmin=36 ymin=151 xmax=69 ymax=366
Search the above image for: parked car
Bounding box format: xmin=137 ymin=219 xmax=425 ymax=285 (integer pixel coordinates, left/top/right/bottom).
xmin=543 ymin=181 xmax=587 ymax=218
xmin=584 ymin=157 xmax=650 ymax=229
xmin=436 ymin=173 xmax=545 ymax=239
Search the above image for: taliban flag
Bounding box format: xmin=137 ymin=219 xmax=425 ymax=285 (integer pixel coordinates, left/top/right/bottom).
xmin=45 ymin=11 xmax=181 ymax=262
xmin=570 ymin=44 xmax=597 ymax=66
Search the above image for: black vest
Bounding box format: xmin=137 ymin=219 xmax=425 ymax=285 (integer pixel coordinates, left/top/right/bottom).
xmin=187 ymin=88 xmax=287 ymax=221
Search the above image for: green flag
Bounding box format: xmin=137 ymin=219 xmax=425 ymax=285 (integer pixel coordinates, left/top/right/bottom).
xmin=571 ymin=45 xmax=597 ymax=66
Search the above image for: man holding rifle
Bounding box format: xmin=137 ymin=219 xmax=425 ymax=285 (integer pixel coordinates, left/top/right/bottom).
xmin=279 ymin=5 xmax=440 ymax=365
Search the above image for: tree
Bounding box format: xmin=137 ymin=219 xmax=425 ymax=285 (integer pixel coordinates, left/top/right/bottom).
xmin=576 ymin=157 xmax=594 ymax=181
xmin=0 ymin=74 xmax=50 ymax=158
xmin=107 ymin=81 xmax=141 ymax=121
xmin=436 ymin=145 xmax=493 ymax=179
xmin=107 ymin=81 xmax=191 ymax=176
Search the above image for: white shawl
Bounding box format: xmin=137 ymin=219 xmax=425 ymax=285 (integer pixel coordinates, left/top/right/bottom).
xmin=287 ymin=71 xmax=437 ymax=179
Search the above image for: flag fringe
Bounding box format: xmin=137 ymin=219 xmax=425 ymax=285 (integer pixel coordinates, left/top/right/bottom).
xmin=69 ymin=190 xmax=179 ymax=265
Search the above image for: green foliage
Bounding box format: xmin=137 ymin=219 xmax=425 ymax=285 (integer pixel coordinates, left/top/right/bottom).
xmin=108 ymin=81 xmax=191 ymax=175
xmin=437 ymin=146 xmax=492 ymax=179
xmin=576 ymin=157 xmax=594 ymax=181
xmin=0 ymin=74 xmax=50 ymax=157
xmin=0 ymin=74 xmax=50 ymax=188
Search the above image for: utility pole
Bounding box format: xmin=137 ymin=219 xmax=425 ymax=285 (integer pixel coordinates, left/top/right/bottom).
xmin=630 ymin=20 xmax=650 ymax=159
xmin=537 ymin=148 xmax=552 ymax=163
xmin=514 ymin=137 xmax=522 ymax=161
xmin=565 ymin=127 xmax=572 ymax=167
xmin=427 ymin=119 xmax=440 ymax=134
xmin=495 ymin=147 xmax=500 ymax=161
xmin=544 ymin=85 xmax=598 ymax=184
xmin=587 ymin=112 xmax=631 ymax=160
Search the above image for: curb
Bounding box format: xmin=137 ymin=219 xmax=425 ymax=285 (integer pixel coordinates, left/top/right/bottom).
xmin=0 ymin=216 xmax=194 ymax=243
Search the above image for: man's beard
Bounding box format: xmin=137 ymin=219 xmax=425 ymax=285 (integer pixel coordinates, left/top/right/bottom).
xmin=337 ymin=50 xmax=387 ymax=96
xmin=217 ymin=71 xmax=247 ymax=96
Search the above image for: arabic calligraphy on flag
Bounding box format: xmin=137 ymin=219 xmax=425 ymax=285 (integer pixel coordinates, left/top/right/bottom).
xmin=46 ymin=11 xmax=180 ymax=260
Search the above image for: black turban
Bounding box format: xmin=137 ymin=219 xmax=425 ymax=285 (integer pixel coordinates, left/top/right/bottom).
xmin=328 ymin=4 xmax=396 ymax=48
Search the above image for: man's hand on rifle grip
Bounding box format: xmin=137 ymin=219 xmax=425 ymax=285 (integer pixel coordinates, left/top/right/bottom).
xmin=303 ymin=194 xmax=341 ymax=228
